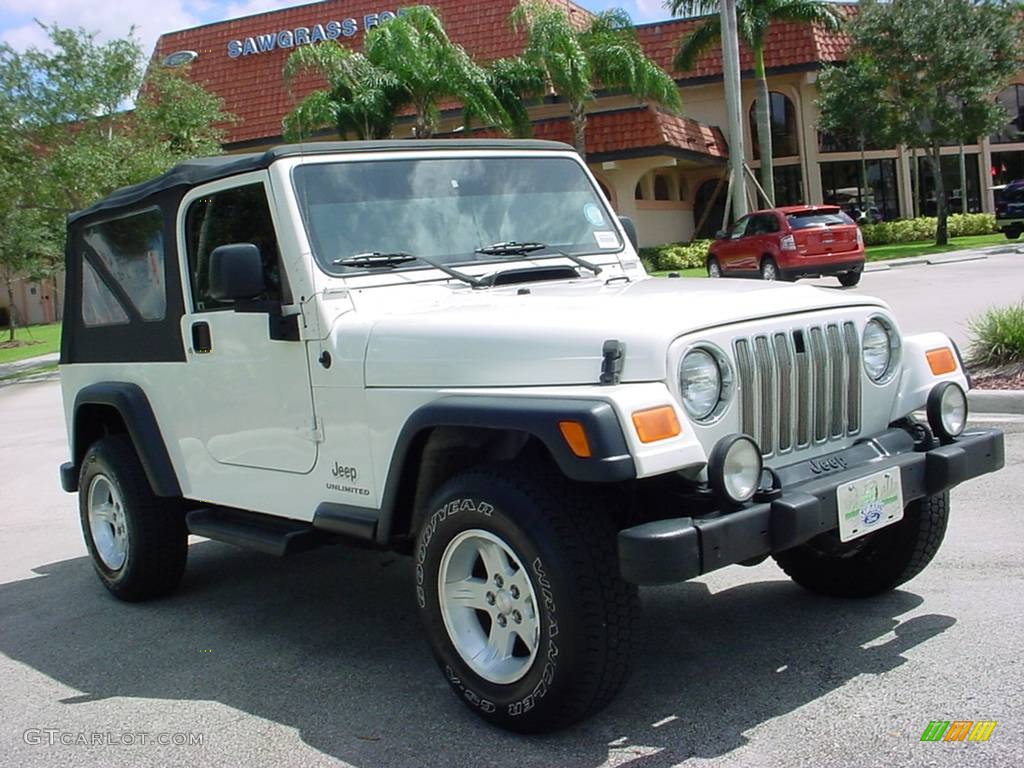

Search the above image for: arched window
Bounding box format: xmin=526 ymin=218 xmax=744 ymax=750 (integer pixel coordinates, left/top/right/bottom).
xmin=653 ymin=174 xmax=672 ymax=201
xmin=693 ymin=178 xmax=727 ymax=239
xmin=991 ymin=84 xmax=1024 ymax=144
xmin=635 ymin=182 xmax=645 ymax=200
xmin=750 ymin=92 xmax=799 ymax=158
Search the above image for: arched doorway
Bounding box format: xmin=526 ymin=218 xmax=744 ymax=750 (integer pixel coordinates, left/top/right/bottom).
xmin=693 ymin=178 xmax=727 ymax=239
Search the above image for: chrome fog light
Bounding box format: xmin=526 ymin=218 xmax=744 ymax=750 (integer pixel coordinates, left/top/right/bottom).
xmin=927 ymin=381 xmax=967 ymax=442
xmin=708 ymin=434 xmax=763 ymax=504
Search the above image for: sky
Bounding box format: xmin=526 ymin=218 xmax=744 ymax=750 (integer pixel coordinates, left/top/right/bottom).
xmin=0 ymin=0 xmax=677 ymax=60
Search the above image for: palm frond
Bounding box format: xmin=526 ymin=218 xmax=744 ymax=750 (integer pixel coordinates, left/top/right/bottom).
xmin=673 ymin=17 xmax=722 ymax=72
xmin=667 ymin=0 xmax=721 ymax=19
xmin=282 ymin=90 xmax=338 ymax=140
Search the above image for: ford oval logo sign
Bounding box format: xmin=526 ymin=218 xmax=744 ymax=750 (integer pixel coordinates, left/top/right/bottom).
xmin=163 ymin=50 xmax=198 ymax=68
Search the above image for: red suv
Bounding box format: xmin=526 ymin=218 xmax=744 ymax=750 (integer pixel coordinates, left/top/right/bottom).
xmin=707 ymin=205 xmax=866 ymax=286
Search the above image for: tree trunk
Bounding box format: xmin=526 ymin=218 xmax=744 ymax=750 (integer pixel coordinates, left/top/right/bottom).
xmin=753 ymin=46 xmax=775 ymax=207
xmin=910 ymin=147 xmax=920 ymax=218
xmin=4 ymin=271 xmax=15 ymax=343
xmin=570 ymin=100 xmax=587 ymax=157
xmin=927 ymin=147 xmax=949 ymax=246
xmin=859 ymin=136 xmax=869 ymax=220
xmin=414 ymin=105 xmax=432 ymax=139
xmin=958 ymin=141 xmax=968 ymax=214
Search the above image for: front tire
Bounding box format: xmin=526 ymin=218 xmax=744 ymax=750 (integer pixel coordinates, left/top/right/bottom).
xmin=838 ymin=270 xmax=862 ymax=287
xmin=1005 ymin=227 xmax=1021 ymax=240
xmin=773 ymin=492 xmax=949 ymax=598
xmin=79 ymin=436 xmax=188 ymax=601
xmin=415 ymin=463 xmax=638 ymax=732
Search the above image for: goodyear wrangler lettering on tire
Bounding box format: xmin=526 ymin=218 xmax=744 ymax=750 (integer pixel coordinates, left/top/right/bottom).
xmin=415 ymin=498 xmax=494 ymax=608
xmin=414 ymin=463 xmax=637 ymax=732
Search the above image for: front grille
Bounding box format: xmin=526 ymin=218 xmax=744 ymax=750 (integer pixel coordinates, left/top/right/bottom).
xmin=734 ymin=322 xmax=861 ymax=456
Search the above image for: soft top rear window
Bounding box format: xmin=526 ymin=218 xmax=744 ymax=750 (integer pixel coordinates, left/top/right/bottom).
xmin=786 ymin=209 xmax=854 ymax=229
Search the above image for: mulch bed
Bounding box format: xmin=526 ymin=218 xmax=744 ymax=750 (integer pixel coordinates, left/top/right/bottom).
xmin=970 ymin=363 xmax=1024 ymax=390
xmin=0 ymin=339 xmax=43 ymax=350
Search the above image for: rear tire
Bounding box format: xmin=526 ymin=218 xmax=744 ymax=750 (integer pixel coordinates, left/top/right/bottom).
xmin=415 ymin=463 xmax=638 ymax=732
xmin=838 ymin=270 xmax=862 ymax=287
xmin=761 ymin=257 xmax=791 ymax=281
xmin=1006 ymin=228 xmax=1021 ymax=240
xmin=707 ymin=257 xmax=722 ymax=278
xmin=79 ymin=436 xmax=188 ymax=601
xmin=773 ymin=492 xmax=949 ymax=598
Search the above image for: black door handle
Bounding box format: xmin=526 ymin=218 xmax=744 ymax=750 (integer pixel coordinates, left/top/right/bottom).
xmin=192 ymin=322 xmax=212 ymax=353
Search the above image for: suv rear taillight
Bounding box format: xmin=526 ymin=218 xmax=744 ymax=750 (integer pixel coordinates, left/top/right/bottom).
xmin=856 ymin=228 xmax=864 ymax=247
xmin=780 ymin=234 xmax=797 ymax=251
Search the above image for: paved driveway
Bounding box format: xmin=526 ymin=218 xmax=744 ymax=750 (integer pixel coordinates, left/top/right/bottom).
xmin=1 ymin=382 xmax=1022 ymax=767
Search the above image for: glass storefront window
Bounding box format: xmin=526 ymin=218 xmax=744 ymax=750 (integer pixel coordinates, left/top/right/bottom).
xmin=991 ymin=84 xmax=1024 ymax=145
xmin=750 ymin=93 xmax=800 ymax=158
xmin=773 ymin=164 xmax=803 ymax=206
xmin=917 ymin=153 xmax=981 ymax=215
xmin=820 ymin=158 xmax=899 ymax=222
xmin=991 ymin=150 xmax=1024 ymax=186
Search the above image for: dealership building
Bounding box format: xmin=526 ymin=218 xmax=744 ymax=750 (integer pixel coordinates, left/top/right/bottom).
xmin=148 ymin=0 xmax=1024 ymax=247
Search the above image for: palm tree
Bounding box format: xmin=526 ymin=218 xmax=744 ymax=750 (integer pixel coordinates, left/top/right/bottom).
xmin=669 ymin=0 xmax=843 ymax=205
xmin=283 ymin=6 xmax=509 ymax=140
xmin=511 ymin=2 xmax=682 ymax=156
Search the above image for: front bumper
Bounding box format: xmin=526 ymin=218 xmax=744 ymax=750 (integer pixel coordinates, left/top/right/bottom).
xmin=618 ymin=427 xmax=1004 ymax=585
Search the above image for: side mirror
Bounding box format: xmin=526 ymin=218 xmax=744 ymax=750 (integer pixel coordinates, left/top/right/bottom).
xmin=618 ymin=216 xmax=639 ymax=250
xmin=208 ymin=243 xmax=265 ymax=302
xmin=714 ymin=229 xmax=727 ymax=240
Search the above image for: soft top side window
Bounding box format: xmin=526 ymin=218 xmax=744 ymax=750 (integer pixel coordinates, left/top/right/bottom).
xmin=185 ymin=183 xmax=285 ymax=312
xmin=80 ymin=207 xmax=165 ymax=327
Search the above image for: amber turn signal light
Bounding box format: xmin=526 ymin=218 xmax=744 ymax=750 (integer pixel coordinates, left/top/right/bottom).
xmin=926 ymin=347 xmax=957 ymax=375
xmin=631 ymin=406 xmax=682 ymax=444
xmin=558 ymin=420 xmax=592 ymax=458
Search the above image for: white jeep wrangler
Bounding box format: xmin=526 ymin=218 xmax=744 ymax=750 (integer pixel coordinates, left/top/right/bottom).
xmin=59 ymin=140 xmax=1004 ymax=732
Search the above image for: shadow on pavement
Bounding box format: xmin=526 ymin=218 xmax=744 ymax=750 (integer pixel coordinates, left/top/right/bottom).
xmin=0 ymin=540 xmax=954 ymax=767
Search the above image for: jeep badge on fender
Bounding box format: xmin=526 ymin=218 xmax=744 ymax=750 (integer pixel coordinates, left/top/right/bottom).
xmin=57 ymin=140 xmax=1004 ymax=732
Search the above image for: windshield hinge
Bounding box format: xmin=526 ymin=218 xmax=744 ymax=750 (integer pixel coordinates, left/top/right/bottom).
xmin=600 ymin=340 xmax=626 ymax=385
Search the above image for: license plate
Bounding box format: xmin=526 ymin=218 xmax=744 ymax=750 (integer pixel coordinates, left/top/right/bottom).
xmin=836 ymin=467 xmax=904 ymax=542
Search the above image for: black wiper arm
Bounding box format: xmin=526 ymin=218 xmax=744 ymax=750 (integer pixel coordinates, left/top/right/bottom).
xmin=476 ymin=241 xmax=602 ymax=277
xmin=333 ymin=251 xmax=417 ymax=268
xmin=475 ymin=241 xmax=547 ymax=256
xmin=333 ymin=251 xmax=482 ymax=287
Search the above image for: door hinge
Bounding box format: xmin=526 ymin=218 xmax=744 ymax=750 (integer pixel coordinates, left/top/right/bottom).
xmin=301 ymin=416 xmax=324 ymax=443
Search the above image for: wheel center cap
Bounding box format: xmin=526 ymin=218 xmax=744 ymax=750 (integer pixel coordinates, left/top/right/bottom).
xmin=495 ymin=590 xmax=514 ymax=614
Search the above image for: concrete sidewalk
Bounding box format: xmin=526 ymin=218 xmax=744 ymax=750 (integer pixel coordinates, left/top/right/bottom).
xmin=0 ymin=352 xmax=59 ymax=380
xmin=864 ymin=241 xmax=1023 ymax=272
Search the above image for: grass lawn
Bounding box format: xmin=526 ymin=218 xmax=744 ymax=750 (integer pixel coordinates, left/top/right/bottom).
xmin=652 ymin=232 xmax=1010 ymax=278
xmin=864 ymin=232 xmax=1008 ymax=262
xmin=0 ymin=322 xmax=61 ymax=365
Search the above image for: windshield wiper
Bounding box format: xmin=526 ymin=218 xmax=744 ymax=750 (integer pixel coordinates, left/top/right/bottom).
xmin=475 ymin=241 xmax=547 ymax=256
xmin=475 ymin=241 xmax=603 ymax=277
xmin=333 ymin=251 xmax=417 ymax=268
xmin=333 ymin=251 xmax=482 ymax=287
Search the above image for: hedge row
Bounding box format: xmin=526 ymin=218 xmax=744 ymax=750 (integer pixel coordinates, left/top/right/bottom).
xmin=859 ymin=213 xmax=996 ymax=245
xmin=638 ymin=239 xmax=712 ymax=272
xmin=638 ymin=213 xmax=998 ymax=271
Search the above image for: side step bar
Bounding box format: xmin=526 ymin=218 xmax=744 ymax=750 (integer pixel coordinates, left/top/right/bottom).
xmin=186 ymin=507 xmax=334 ymax=557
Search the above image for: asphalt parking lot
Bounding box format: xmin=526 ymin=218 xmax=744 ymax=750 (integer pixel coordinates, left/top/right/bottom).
xmin=1 ymin=379 xmax=1023 ymax=767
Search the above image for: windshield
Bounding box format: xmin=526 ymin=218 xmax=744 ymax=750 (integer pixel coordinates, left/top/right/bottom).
xmin=292 ymin=156 xmax=622 ymax=275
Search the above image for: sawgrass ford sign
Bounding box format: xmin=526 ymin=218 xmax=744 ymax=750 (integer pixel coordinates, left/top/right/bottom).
xmin=227 ymin=9 xmax=402 ymax=57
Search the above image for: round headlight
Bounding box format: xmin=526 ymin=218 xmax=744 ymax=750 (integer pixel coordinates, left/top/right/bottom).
xmin=862 ymin=318 xmax=898 ymax=382
xmin=927 ymin=381 xmax=967 ymax=441
xmin=708 ymin=434 xmax=763 ymax=504
xmin=680 ymin=348 xmax=722 ymax=421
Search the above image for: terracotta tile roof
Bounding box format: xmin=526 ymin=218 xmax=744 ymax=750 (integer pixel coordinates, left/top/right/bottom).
xmin=456 ymin=106 xmax=728 ymax=161
xmin=153 ymin=0 xmax=552 ymax=145
xmin=634 ymin=4 xmax=855 ymax=81
xmin=153 ymin=0 xmax=854 ymax=147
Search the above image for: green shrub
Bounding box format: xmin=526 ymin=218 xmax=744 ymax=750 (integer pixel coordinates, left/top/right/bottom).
xmin=967 ymin=303 xmax=1024 ymax=367
xmin=860 ymin=214 xmax=996 ymax=246
xmin=638 ymin=239 xmax=712 ymax=272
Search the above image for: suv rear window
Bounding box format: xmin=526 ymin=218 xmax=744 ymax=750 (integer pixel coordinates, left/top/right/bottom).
xmin=786 ymin=209 xmax=855 ymax=229
xmin=1002 ymin=183 xmax=1024 ymax=203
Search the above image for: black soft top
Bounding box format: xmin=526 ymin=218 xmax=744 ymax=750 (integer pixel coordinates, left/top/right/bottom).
xmin=67 ymin=139 xmax=574 ymax=224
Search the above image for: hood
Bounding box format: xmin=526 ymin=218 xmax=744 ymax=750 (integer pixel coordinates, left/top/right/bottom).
xmin=361 ymin=276 xmax=887 ymax=387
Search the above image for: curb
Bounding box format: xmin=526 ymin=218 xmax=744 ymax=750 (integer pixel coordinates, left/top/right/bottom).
xmin=968 ymin=389 xmax=1024 ymax=416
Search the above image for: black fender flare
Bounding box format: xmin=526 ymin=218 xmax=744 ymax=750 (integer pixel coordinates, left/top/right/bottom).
xmin=66 ymin=382 xmax=181 ymax=497
xmin=370 ymin=395 xmax=636 ymax=546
